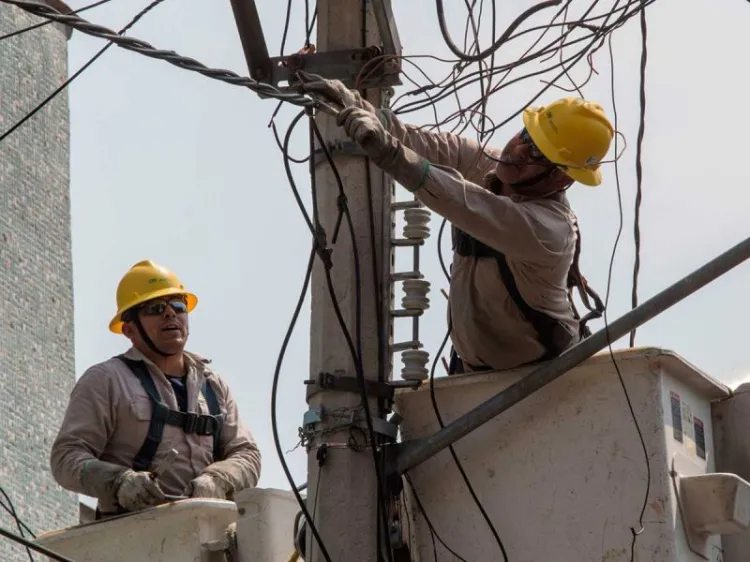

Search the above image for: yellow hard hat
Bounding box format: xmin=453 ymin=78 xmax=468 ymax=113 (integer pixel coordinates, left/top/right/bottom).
xmin=522 ymin=97 xmax=614 ymax=186
xmin=109 ymin=260 xmax=198 ymax=334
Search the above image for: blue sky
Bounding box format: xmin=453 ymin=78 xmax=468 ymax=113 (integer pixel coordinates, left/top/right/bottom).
xmin=64 ymin=0 xmax=750 ymax=494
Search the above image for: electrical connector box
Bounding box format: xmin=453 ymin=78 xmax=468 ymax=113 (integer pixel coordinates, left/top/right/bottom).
xmin=395 ymin=347 xmax=736 ymax=562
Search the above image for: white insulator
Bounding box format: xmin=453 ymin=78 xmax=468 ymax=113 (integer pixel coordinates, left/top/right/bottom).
xmin=401 ymin=349 xmax=429 ymax=381
xmin=403 ymin=208 xmax=431 ymax=240
xmin=402 ymin=279 xmax=430 ymax=311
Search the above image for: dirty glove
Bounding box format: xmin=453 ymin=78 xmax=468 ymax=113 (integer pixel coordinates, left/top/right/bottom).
xmin=184 ymin=473 xmax=227 ymax=499
xmin=114 ymin=469 xmax=166 ymax=511
xmin=294 ymin=71 xmax=379 ymax=114
xmin=337 ymin=106 xmax=430 ymax=193
xmin=79 ymin=459 xmax=129 ymax=505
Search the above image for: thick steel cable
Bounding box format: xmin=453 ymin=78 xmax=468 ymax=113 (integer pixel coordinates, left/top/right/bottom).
xmin=0 ymin=0 xmax=322 ymax=110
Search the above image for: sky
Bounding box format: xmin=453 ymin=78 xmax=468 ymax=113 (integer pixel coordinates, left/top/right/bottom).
xmin=60 ymin=0 xmax=750 ymax=496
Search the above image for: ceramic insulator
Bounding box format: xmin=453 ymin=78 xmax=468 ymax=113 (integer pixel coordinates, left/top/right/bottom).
xmin=403 ymin=208 xmax=431 ymax=240
xmin=402 ymin=279 xmax=430 ymax=311
xmin=401 ymin=349 xmax=429 ymax=381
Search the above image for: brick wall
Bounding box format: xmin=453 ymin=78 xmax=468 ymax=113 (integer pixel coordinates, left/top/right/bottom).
xmin=0 ymin=3 xmax=76 ymax=560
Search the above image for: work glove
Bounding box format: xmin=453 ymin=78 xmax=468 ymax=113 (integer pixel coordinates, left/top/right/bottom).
xmin=184 ymin=473 xmax=228 ymax=499
xmin=114 ymin=469 xmax=166 ymax=511
xmin=294 ymin=71 xmax=379 ymax=114
xmin=336 ymin=106 xmax=430 ymax=193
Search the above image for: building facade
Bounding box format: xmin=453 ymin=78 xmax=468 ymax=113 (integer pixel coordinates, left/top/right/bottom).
xmin=0 ymin=2 xmax=77 ymax=559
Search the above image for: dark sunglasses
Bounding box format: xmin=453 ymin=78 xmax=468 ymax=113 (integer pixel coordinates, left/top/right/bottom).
xmin=520 ymin=129 xmax=552 ymax=164
xmin=139 ymin=297 xmax=188 ymax=316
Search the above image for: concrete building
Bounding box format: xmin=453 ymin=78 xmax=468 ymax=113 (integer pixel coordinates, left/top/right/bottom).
xmin=0 ymin=1 xmax=77 ymax=559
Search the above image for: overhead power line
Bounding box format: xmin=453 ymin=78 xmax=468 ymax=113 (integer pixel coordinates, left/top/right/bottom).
xmin=0 ymin=0 xmax=325 ymax=111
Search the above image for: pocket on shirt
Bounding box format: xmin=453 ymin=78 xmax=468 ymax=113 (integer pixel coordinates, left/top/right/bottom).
xmin=126 ymin=396 xmax=177 ymax=449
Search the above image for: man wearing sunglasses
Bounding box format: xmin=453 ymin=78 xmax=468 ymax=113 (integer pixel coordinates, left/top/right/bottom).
xmin=297 ymin=74 xmax=612 ymax=374
xmin=50 ymin=260 xmax=261 ymax=518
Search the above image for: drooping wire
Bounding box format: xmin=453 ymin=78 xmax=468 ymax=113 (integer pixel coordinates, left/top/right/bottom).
xmin=0 ymin=486 xmax=35 ymax=562
xmin=605 ymin=32 xmax=651 ymax=562
xmin=0 ymin=0 xmax=170 ymax=144
xmin=309 ymin=113 xmax=394 ymax=562
xmin=629 ymin=0 xmax=648 ymax=347
xmin=403 ymin=474 xmax=468 ymax=562
xmin=269 ymin=242 xmax=332 ymax=562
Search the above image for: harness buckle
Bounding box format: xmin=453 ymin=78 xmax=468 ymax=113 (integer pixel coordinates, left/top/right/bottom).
xmin=183 ymin=412 xmax=198 ymax=434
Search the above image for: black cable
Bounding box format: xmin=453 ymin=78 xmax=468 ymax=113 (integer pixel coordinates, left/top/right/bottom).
xmin=426 ymin=319 xmax=509 ymax=561
xmin=270 ymin=243 xmax=333 ymax=562
xmin=0 ymin=486 xmax=35 ymax=562
xmin=0 ymin=0 xmax=114 ymax=41
xmin=605 ymin=32 xmax=650 ymax=562
xmin=629 ymin=0 xmax=648 ymax=347
xmin=435 ymin=0 xmax=562 ymax=62
xmin=309 ymin=115 xmax=394 ymax=562
xmin=0 ymin=526 xmax=73 ymax=562
xmin=279 ymin=0 xmax=294 ymax=56
xmin=0 ymin=0 xmax=169 ymax=144
xmin=403 ymin=475 xmax=468 ymax=562
xmin=360 ymin=3 xmax=393 ymax=558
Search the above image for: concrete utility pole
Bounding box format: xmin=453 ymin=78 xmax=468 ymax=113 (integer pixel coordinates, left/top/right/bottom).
xmin=305 ymin=1 xmax=395 ymax=561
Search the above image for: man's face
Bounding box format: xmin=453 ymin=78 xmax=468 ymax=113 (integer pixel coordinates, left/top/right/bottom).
xmin=124 ymin=295 xmax=190 ymax=355
xmin=494 ymin=129 xmax=572 ymax=197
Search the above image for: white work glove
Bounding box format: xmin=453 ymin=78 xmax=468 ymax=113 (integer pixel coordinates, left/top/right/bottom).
xmin=114 ymin=469 xmax=166 ymax=511
xmin=336 ymin=106 xmax=430 ymax=193
xmin=184 ymin=473 xmax=228 ymax=499
xmin=295 ymin=71 xmax=378 ymax=114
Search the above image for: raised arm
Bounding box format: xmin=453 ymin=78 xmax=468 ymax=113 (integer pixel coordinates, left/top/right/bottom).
xmin=296 ymin=73 xmax=497 ymax=183
xmin=334 ymin=106 xmax=574 ymax=262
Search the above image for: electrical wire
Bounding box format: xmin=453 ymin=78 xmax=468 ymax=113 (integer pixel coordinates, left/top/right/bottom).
xmin=0 ymin=526 xmax=73 ymax=562
xmin=269 ymin=242 xmax=333 ymax=562
xmin=629 ymin=1 xmax=648 ymax=347
xmin=0 ymin=0 xmax=113 ymax=41
xmin=0 ymin=486 xmax=35 ymax=562
xmin=603 ymin=31 xmax=651 ymax=562
xmin=403 ymin=475 xmax=468 ymax=562
xmin=0 ymin=0 xmax=329 ymax=111
xmin=309 ymin=114 xmax=395 ymax=562
xmin=0 ymin=0 xmax=170 ymax=144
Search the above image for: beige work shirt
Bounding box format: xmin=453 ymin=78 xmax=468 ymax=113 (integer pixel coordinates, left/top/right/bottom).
xmin=383 ymin=110 xmax=580 ymax=372
xmin=50 ymin=347 xmax=261 ymax=513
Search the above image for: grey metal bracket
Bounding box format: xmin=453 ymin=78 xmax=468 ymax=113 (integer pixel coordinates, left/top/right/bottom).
xmin=313 ymin=140 xmax=367 ymax=167
xmin=229 ymin=0 xmax=402 ymax=93
xmin=269 ymin=47 xmax=401 ymax=93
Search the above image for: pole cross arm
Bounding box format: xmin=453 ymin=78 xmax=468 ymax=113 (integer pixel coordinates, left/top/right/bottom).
xmin=386 ymin=233 xmax=750 ymax=477
xmin=228 ymin=0 xmax=401 ymax=92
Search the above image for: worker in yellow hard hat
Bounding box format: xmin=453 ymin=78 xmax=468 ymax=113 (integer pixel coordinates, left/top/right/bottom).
xmin=297 ymin=74 xmax=611 ymax=373
xmin=50 ymin=260 xmax=262 ymax=518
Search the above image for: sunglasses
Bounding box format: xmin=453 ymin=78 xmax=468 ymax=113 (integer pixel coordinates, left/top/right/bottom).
xmin=139 ymin=297 xmax=188 ymax=317
xmin=519 ymin=129 xmax=552 ymax=165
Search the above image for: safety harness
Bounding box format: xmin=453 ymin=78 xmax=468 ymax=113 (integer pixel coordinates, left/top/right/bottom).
xmin=449 ymin=212 xmax=605 ymax=373
xmin=117 ymin=355 xmax=225 ymax=471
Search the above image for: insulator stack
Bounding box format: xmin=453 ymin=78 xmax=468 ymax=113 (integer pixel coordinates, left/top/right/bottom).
xmin=388 ymin=199 xmax=436 ymax=382
xmin=401 ymin=349 xmax=430 ymax=381
xmin=403 ymin=208 xmax=431 ymax=240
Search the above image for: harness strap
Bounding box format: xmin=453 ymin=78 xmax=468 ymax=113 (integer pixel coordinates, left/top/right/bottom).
xmin=117 ymin=355 xmax=224 ymax=471
xmin=452 ymin=229 xmax=574 ymax=366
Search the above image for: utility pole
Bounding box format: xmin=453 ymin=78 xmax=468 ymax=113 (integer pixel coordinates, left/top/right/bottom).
xmin=228 ymin=1 xmax=401 ymax=559
xmin=305 ymin=1 xmax=394 ymax=560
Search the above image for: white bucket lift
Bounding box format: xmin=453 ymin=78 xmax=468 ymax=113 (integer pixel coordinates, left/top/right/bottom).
xmin=394 ymin=347 xmax=750 ymax=562
xmin=33 ymin=488 xmax=299 ymax=562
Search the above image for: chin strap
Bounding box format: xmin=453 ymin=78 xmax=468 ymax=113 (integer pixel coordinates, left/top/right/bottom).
xmin=132 ymin=314 xmax=174 ymax=357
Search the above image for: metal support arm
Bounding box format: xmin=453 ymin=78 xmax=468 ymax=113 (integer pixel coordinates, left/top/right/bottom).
xmin=389 ymin=233 xmax=750 ymax=476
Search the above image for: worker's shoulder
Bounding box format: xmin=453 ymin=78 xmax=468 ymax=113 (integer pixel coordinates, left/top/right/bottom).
xmin=75 ymin=355 xmax=130 ymax=388
xmin=520 ymin=197 xmax=576 ymax=231
xmin=186 ymin=352 xmax=232 ymax=391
